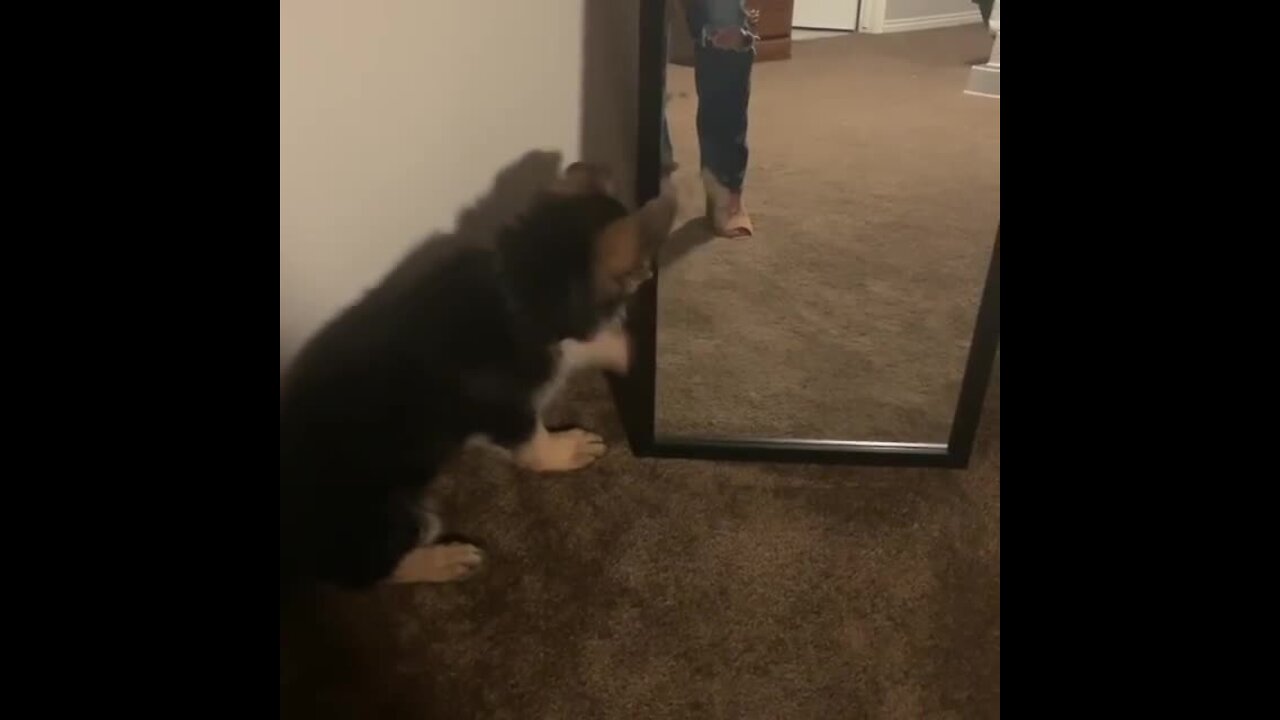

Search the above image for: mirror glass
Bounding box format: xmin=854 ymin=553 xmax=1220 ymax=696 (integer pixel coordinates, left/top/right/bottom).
xmin=654 ymin=0 xmax=1000 ymax=443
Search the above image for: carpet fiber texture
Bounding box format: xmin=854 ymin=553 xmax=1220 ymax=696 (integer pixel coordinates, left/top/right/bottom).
xmin=281 ymin=368 xmax=999 ymax=719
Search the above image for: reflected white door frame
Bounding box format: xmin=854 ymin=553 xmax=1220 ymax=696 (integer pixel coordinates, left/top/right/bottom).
xmin=793 ymin=0 xmax=861 ymax=31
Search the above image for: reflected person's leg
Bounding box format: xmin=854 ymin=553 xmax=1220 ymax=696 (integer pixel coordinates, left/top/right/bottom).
xmin=687 ymin=0 xmax=754 ymax=236
xmin=661 ymin=26 xmax=676 ymax=178
xmin=661 ymin=116 xmax=675 ymax=176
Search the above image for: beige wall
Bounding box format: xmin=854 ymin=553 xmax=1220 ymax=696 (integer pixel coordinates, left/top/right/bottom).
xmin=884 ymin=0 xmax=977 ymax=20
xmin=280 ymin=0 xmax=591 ymax=367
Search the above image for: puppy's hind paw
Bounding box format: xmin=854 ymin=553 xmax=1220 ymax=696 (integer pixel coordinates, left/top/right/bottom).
xmin=391 ymin=543 xmax=485 ymax=584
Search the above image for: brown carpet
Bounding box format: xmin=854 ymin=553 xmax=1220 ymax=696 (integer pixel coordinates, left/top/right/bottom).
xmin=656 ymin=26 xmax=1000 ymax=443
xmin=280 ymin=366 xmax=999 ymax=719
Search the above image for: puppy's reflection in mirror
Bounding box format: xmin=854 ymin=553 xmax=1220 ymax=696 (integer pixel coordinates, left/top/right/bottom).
xmin=657 ymin=217 xmax=716 ymax=270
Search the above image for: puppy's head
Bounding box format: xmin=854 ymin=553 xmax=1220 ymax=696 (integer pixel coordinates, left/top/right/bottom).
xmin=574 ymin=166 xmax=675 ymax=301
xmin=501 ymin=162 xmax=678 ymax=341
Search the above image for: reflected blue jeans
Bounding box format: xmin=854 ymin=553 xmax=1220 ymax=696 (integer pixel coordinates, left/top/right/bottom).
xmin=661 ymin=0 xmax=755 ymax=193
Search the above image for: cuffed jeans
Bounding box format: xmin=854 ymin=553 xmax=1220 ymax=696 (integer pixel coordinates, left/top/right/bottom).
xmin=661 ymin=0 xmax=754 ymax=193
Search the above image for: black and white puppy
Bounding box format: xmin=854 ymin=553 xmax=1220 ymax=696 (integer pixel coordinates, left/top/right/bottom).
xmin=280 ymin=163 xmax=676 ymax=590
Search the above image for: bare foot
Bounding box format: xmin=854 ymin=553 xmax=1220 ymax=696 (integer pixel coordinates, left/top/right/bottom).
xmin=703 ymin=169 xmax=754 ymax=238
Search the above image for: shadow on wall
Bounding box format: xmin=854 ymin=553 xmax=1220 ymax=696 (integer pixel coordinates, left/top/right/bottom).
xmin=280 ymin=150 xmax=563 ymax=380
xmin=371 ymin=151 xmax=563 ymax=300
xmin=581 ymin=0 xmax=640 ymax=207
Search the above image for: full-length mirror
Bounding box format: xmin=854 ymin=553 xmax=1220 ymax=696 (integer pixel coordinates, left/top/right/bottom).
xmin=618 ymin=0 xmax=1000 ymax=465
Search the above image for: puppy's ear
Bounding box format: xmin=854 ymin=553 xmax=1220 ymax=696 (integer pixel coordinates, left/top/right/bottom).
xmin=548 ymin=161 xmax=616 ymax=197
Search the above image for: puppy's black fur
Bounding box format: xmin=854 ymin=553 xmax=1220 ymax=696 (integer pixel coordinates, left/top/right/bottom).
xmin=280 ymin=175 xmax=642 ymax=591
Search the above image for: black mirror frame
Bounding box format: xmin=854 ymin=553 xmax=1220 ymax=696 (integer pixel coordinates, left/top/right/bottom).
xmin=608 ymin=0 xmax=999 ymax=468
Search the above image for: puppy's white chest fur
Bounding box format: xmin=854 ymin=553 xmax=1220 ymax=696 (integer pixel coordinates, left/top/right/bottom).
xmin=534 ymin=346 xmax=575 ymax=413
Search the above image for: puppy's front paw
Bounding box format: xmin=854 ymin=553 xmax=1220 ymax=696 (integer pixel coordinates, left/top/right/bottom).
xmin=563 ymin=325 xmax=631 ymax=375
xmin=520 ymin=428 xmax=606 ymax=472
xmin=596 ymin=328 xmax=631 ymax=375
